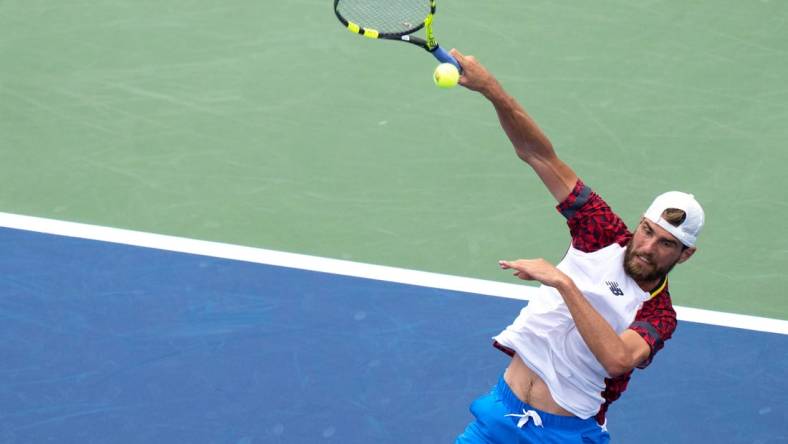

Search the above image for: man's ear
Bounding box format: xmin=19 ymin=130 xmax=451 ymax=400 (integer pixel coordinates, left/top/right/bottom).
xmin=678 ymin=246 xmax=696 ymax=264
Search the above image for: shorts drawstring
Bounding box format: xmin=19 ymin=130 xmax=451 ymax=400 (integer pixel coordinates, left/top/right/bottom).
xmin=505 ymin=409 xmax=544 ymax=428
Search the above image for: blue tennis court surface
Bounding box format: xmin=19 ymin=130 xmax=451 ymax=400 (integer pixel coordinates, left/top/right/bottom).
xmin=1 ymin=227 xmax=786 ymax=443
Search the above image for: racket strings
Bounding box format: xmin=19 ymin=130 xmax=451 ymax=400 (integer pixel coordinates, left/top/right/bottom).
xmin=336 ymin=0 xmax=431 ymax=35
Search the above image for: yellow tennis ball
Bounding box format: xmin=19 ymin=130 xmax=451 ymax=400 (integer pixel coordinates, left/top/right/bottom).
xmin=433 ymin=63 xmax=459 ymax=88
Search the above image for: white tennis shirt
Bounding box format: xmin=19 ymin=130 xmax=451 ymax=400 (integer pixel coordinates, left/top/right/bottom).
xmin=493 ymin=242 xmax=651 ymax=419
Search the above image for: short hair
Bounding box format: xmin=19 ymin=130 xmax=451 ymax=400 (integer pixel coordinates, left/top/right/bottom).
xmin=660 ymin=208 xmax=690 ymax=250
xmin=661 ymin=208 xmax=686 ymax=227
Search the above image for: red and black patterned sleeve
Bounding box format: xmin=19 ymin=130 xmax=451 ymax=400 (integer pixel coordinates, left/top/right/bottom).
xmin=629 ymin=291 xmax=677 ymax=368
xmin=555 ymin=179 xmax=632 ymax=253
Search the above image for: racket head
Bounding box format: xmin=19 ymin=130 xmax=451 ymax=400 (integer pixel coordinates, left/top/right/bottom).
xmin=334 ymin=0 xmax=435 ymax=39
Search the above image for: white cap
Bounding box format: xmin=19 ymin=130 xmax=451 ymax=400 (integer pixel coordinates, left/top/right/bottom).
xmin=643 ymin=191 xmax=705 ymax=247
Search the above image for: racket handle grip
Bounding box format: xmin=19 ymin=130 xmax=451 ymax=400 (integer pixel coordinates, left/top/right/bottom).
xmin=431 ymin=46 xmax=462 ymax=73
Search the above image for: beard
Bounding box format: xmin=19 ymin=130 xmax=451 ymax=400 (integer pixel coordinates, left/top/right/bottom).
xmin=623 ymin=242 xmax=679 ymax=282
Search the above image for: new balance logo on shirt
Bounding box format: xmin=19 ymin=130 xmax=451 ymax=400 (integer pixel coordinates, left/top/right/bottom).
xmin=606 ymin=281 xmax=624 ymax=296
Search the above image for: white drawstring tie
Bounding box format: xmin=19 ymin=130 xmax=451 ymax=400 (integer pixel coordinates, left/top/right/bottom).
xmin=505 ymin=409 xmax=544 ymax=428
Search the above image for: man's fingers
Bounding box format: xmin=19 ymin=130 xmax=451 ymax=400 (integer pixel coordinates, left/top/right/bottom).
xmin=500 ymin=259 xmax=528 ymax=268
xmin=450 ymin=48 xmax=467 ymax=83
xmin=514 ymin=270 xmax=533 ymax=281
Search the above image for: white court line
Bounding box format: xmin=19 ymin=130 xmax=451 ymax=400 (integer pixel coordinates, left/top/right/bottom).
xmin=1 ymin=211 xmax=786 ymax=336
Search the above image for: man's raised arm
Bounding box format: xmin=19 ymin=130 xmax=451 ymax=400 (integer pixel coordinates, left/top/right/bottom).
xmin=451 ymin=49 xmax=578 ymax=203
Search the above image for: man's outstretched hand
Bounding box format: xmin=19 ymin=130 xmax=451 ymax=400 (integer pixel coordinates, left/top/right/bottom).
xmin=499 ymin=258 xmax=570 ymax=289
xmin=450 ymin=48 xmax=499 ymax=96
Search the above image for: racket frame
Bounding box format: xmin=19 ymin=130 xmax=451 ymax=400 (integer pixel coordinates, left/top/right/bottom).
xmin=333 ymin=0 xmax=461 ymax=70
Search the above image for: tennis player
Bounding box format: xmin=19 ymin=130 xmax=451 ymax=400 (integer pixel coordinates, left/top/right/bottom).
xmin=450 ymin=49 xmax=705 ymax=443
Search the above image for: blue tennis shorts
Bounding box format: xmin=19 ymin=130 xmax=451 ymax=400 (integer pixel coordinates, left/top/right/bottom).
xmin=455 ymin=377 xmax=610 ymax=444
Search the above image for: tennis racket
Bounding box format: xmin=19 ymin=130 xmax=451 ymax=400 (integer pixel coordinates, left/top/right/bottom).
xmin=334 ymin=0 xmax=461 ymax=71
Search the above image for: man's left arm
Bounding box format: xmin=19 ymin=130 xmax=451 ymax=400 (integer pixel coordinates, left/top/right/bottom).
xmin=500 ymin=259 xmax=651 ymax=378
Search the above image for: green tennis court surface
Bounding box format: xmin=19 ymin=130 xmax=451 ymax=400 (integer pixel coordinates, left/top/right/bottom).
xmin=1 ymin=3 xmax=786 ymax=316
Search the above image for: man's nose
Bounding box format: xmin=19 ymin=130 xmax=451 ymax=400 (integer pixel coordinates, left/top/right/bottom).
xmin=640 ymin=237 xmax=658 ymax=254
